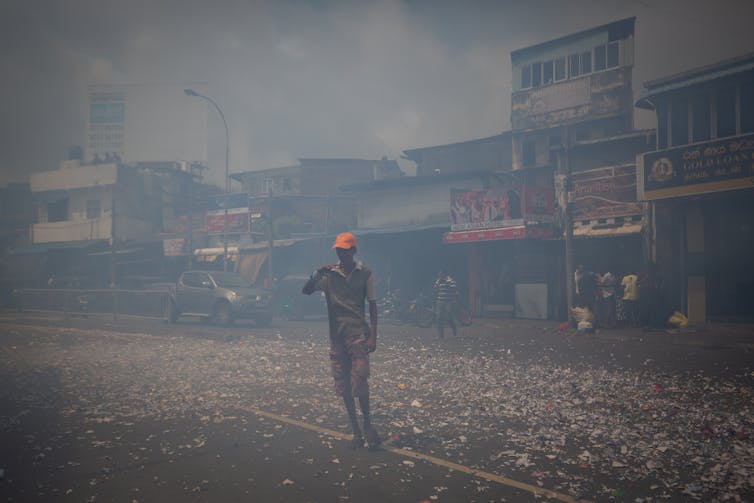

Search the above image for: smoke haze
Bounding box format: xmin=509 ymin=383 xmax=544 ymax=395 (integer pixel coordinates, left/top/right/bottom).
xmin=2 ymin=0 xmax=753 ymax=187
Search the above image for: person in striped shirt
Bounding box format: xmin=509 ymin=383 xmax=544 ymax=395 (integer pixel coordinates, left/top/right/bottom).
xmin=433 ymin=269 xmax=458 ymax=338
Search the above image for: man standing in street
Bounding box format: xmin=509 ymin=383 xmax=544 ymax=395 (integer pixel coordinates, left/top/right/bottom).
xmin=434 ymin=269 xmax=458 ymax=338
xmin=302 ymin=232 xmax=380 ymax=450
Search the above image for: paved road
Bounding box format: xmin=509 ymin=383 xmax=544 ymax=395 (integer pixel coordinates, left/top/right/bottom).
xmin=1 ymin=311 xmax=752 ymax=502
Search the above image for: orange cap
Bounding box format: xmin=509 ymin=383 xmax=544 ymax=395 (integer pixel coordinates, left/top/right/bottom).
xmin=332 ymin=232 xmax=357 ymax=249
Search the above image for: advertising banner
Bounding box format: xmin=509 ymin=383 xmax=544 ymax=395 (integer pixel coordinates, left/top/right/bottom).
xmin=640 ymin=133 xmax=754 ymax=200
xmin=443 ymin=225 xmax=553 ymax=244
xmin=163 ymin=238 xmax=186 ymax=257
xmin=572 ymin=164 xmax=642 ymax=220
xmin=450 ymin=186 xmax=553 ymax=232
xmin=205 ymin=193 xmax=249 ymax=234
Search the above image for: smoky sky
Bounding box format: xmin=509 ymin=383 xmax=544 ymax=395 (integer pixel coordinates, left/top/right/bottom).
xmin=2 ymin=0 xmax=754 ymax=188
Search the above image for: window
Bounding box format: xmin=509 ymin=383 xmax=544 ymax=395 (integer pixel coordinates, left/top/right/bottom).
xmin=569 ymin=54 xmax=580 ymax=78
xmin=543 ymin=60 xmax=553 ymax=85
xmin=606 ymin=41 xmax=620 ymax=68
xmin=716 ymin=87 xmax=736 ymax=138
xmin=594 ymin=44 xmax=606 ymax=71
xmin=531 ymin=62 xmax=542 ymax=87
xmin=262 ymin=177 xmax=274 ymax=194
xmin=86 ymin=199 xmax=100 ymax=219
xmin=522 ymin=140 xmax=536 ymax=167
xmin=580 ymin=51 xmax=592 ymax=74
xmin=670 ymin=97 xmax=689 ymax=146
xmin=282 ymin=177 xmax=293 ymax=193
xmin=657 ymin=102 xmax=668 ymax=149
xmin=554 ymin=57 xmax=566 ymax=81
xmin=691 ymin=93 xmax=711 ymax=143
xmin=181 ymin=272 xmax=200 ymax=287
xmin=48 ymin=198 xmax=68 ymax=223
xmin=741 ymin=80 xmax=754 ymax=133
xmin=521 ymin=65 xmax=531 ymax=89
xmin=548 ymin=134 xmax=561 ymax=165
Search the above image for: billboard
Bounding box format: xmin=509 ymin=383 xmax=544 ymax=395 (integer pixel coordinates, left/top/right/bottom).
xmin=205 ymin=193 xmax=249 ymax=234
xmin=639 ymin=133 xmax=754 ymax=200
xmin=450 ymin=186 xmax=553 ymax=232
xmin=572 ymin=164 xmax=642 ymax=220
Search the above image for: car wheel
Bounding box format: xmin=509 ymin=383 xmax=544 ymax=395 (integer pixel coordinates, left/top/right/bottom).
xmin=213 ymin=301 xmax=233 ymax=326
xmin=166 ymin=299 xmax=179 ymax=323
xmin=255 ymin=313 xmax=273 ymax=327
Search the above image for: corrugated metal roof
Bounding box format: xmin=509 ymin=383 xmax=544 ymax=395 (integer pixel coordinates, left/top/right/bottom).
xmin=402 ymin=132 xmax=511 ymax=159
xmin=636 ymin=57 xmax=754 ymax=109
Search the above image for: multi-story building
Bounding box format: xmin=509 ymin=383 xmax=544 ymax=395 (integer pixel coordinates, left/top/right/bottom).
xmin=86 ymin=83 xmax=207 ymax=166
xmin=230 ymin=157 xmax=403 ymax=285
xmin=434 ymin=17 xmax=645 ymax=320
xmin=27 ymin=159 xmax=202 ymax=285
xmin=636 ymin=52 xmax=754 ymax=323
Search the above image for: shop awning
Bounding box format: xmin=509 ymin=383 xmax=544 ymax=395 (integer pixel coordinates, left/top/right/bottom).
xmin=573 ymin=221 xmax=643 ymax=238
xmin=9 ymin=239 xmax=108 ymax=255
xmin=193 ymin=246 xmax=239 ymax=256
xmin=444 ymin=225 xmax=553 ymax=244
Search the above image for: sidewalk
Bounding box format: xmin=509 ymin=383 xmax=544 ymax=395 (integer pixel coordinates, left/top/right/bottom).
xmin=471 ymin=316 xmax=754 ymax=350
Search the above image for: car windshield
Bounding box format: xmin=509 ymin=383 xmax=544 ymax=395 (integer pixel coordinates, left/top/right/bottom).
xmin=209 ymin=272 xmax=253 ymax=288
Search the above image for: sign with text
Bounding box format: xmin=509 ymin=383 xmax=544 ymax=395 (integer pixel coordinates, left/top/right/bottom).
xmin=640 ymin=133 xmax=754 ymax=200
xmin=572 ymin=164 xmax=642 ymax=220
xmin=444 ymin=225 xmax=553 ymax=244
xmin=163 ymin=238 xmax=187 ymax=257
xmin=450 ymin=186 xmax=553 ymax=232
xmin=206 ymin=193 xmax=249 ymax=234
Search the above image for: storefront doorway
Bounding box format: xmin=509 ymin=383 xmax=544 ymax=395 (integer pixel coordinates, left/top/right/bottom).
xmin=703 ymin=191 xmax=754 ymax=320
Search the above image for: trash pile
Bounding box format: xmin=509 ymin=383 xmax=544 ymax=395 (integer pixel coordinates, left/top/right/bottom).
xmin=2 ymin=324 xmax=752 ymax=501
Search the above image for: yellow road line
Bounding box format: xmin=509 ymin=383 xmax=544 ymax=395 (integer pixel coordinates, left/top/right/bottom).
xmin=245 ymin=407 xmax=590 ymax=503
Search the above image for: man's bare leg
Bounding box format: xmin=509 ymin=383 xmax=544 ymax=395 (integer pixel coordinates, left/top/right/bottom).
xmin=343 ymin=393 xmax=364 ymax=449
xmin=358 ymin=392 xmax=380 ymax=450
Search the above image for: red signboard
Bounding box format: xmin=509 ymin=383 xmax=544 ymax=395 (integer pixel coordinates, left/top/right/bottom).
xmin=450 ymin=186 xmax=553 ymax=232
xmin=443 ymin=225 xmax=553 ymax=244
xmin=205 ymin=209 xmax=249 ymax=234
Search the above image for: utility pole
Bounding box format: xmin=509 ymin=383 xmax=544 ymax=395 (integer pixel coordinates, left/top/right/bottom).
xmin=187 ymin=170 xmax=194 ymax=271
xmin=110 ymin=189 xmax=118 ymax=321
xmin=562 ymin=125 xmax=574 ymax=321
xmin=267 ymin=194 xmax=273 ymax=288
xmin=184 ymin=89 xmax=230 ymax=272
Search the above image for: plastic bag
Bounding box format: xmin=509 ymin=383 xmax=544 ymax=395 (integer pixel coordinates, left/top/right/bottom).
xmin=570 ymin=306 xmax=594 ymax=323
xmin=668 ymin=310 xmax=688 ymax=327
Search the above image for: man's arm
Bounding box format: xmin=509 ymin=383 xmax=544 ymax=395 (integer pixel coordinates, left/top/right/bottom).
xmin=302 ymin=276 xmax=316 ymax=295
xmin=367 ymin=299 xmax=377 ymax=353
xmin=366 ymin=272 xmax=377 ymax=352
xmin=302 ymin=267 xmax=329 ymax=295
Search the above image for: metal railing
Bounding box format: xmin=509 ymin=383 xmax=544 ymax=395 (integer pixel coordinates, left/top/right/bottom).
xmin=11 ymin=288 xmax=169 ymax=318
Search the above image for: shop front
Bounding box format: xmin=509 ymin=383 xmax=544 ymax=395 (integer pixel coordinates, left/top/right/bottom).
xmin=443 ymin=186 xmax=557 ymax=319
xmin=640 ymin=132 xmax=754 ymax=322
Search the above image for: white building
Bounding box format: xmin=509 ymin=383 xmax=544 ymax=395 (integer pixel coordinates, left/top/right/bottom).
xmin=86 ymin=82 xmax=207 ymax=165
xmin=29 ymin=160 xmax=168 ymax=245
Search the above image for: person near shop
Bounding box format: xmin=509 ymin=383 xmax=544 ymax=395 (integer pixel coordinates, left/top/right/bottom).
xmin=301 ymin=232 xmax=380 ymax=450
xmin=621 ymin=271 xmax=640 ymax=327
xmin=574 ymin=264 xmax=597 ymax=310
xmin=434 ymin=269 xmax=459 ymax=338
xmin=597 ymin=269 xmax=617 ymax=328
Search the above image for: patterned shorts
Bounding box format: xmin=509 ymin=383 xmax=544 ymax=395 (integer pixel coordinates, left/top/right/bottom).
xmin=329 ymin=333 xmax=370 ymax=397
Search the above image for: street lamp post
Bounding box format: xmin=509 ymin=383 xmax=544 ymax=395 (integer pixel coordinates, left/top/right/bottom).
xmin=184 ymin=88 xmax=230 ymax=271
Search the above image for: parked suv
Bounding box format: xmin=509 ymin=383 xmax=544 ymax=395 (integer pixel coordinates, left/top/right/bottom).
xmin=166 ymin=270 xmax=273 ymax=326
